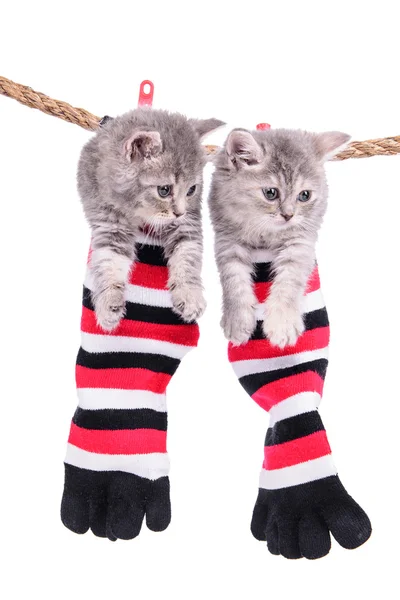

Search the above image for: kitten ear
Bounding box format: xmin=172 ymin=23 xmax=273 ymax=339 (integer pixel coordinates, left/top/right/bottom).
xmin=226 ymin=129 xmax=263 ymax=166
xmin=189 ymin=118 xmax=226 ymax=140
xmin=124 ymin=130 xmax=162 ymax=161
xmin=313 ymin=131 xmax=351 ymax=160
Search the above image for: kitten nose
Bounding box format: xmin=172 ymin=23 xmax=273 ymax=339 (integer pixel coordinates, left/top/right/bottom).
xmin=282 ymin=213 xmax=294 ymax=221
xmin=173 ymin=210 xmax=184 ymax=218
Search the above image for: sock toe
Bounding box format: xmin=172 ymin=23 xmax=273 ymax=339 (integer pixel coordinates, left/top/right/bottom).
xmin=277 ymin=520 xmax=302 ymax=559
xmin=61 ymin=492 xmax=90 ymax=534
xmin=299 ymin=512 xmax=331 ymax=559
xmin=265 ymin=521 xmax=280 ymax=555
xmin=108 ymin=498 xmax=145 ymax=540
xmin=146 ymin=497 xmax=171 ymax=532
xmin=322 ymin=499 xmax=372 ymax=550
xmin=145 ymin=476 xmax=171 ymax=532
xmin=89 ymin=499 xmax=113 ymax=539
xmin=251 ymin=501 xmax=269 ymax=542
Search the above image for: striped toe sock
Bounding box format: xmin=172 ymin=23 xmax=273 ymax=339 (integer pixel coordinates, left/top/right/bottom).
xmin=61 ymin=233 xmax=199 ymax=540
xmin=228 ymin=250 xmax=371 ymax=559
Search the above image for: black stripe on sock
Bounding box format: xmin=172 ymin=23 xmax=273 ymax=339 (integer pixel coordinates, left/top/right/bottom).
xmin=122 ymin=302 xmax=188 ymax=325
xmin=265 ymin=411 xmax=325 ymax=446
xmin=76 ymin=348 xmax=180 ymax=375
xmin=250 ymin=308 xmax=329 ymax=340
xmin=239 ymin=359 xmax=328 ymax=397
xmin=252 ymin=262 xmax=274 ymax=283
xmin=72 ymin=407 xmax=168 ymax=431
xmin=136 ymin=244 xmax=167 ymax=267
xmin=82 ymin=287 xmax=189 ymax=325
xmin=304 ymin=308 xmax=330 ymax=330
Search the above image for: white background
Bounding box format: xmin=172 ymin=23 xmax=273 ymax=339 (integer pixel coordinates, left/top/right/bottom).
xmin=1 ymin=1 xmax=399 ymax=598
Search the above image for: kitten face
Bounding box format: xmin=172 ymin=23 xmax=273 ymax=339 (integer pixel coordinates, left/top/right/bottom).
xmin=132 ymin=141 xmax=203 ymax=225
xmin=135 ymin=177 xmax=200 ymax=224
xmin=78 ymin=109 xmax=224 ymax=230
xmin=211 ymin=128 xmax=349 ymax=241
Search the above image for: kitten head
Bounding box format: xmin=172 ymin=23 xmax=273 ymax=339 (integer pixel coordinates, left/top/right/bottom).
xmin=78 ymin=109 xmax=224 ymax=228
xmin=211 ymin=128 xmax=350 ymax=240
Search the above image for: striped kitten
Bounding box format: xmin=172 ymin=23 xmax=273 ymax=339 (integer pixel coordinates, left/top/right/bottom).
xmin=208 ymin=127 xmax=349 ymax=348
xmin=78 ymin=109 xmax=224 ymax=331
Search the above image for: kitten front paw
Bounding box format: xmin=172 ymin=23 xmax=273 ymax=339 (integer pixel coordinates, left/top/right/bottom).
xmin=94 ymin=285 xmax=126 ymax=332
xmin=263 ymin=304 xmax=304 ymax=349
xmin=171 ymin=286 xmax=206 ymax=322
xmin=222 ymin=307 xmax=257 ymax=345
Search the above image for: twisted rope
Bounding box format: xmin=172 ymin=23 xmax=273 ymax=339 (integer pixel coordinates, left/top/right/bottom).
xmin=332 ymin=136 xmax=400 ymax=160
xmin=0 ymin=76 xmax=100 ymax=131
xmin=1 ymin=75 xmax=399 ymax=160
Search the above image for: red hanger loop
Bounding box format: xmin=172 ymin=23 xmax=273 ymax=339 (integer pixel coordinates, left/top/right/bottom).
xmin=256 ymin=123 xmax=271 ymax=131
xmin=138 ymin=80 xmax=154 ymax=107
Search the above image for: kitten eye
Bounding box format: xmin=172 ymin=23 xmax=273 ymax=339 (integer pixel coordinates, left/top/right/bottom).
xmin=157 ymin=185 xmax=172 ymax=198
xmin=297 ymin=190 xmax=311 ymax=202
xmin=263 ymin=188 xmax=279 ymax=201
xmin=187 ymin=185 xmax=196 ymax=197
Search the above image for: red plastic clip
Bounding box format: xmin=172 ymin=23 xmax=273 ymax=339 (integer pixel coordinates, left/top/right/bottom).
xmin=138 ymin=80 xmax=154 ymax=107
xmin=256 ymin=123 xmax=271 ymax=131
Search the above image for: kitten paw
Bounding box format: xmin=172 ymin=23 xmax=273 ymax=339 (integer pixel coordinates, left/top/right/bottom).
xmin=94 ymin=285 xmax=126 ymax=331
xmin=263 ymin=305 xmax=304 ymax=349
xmin=171 ymin=287 xmax=206 ymax=322
xmin=222 ymin=307 xmax=257 ymax=345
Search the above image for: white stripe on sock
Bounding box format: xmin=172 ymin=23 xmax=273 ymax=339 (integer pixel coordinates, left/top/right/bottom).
xmin=250 ymin=249 xmax=275 ymax=263
xmin=301 ymin=288 xmax=325 ymax=314
xmin=84 ymin=271 xmax=172 ymax=307
xmin=259 ymin=454 xmax=337 ymax=490
xmin=254 ymin=304 xmax=265 ymax=321
xmin=231 ymin=346 xmax=329 ymax=378
xmin=125 ymin=285 xmax=172 ymax=307
xmin=65 ymin=444 xmax=170 ymax=480
xmin=268 ymin=391 xmax=321 ymax=426
xmin=255 ymin=289 xmax=325 ymax=321
xmin=80 ymin=331 xmax=190 ymax=359
xmin=77 ymin=388 xmax=167 ymax=411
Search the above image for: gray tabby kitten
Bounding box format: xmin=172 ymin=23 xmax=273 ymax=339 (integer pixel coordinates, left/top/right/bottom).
xmin=209 ymin=128 xmax=350 ymax=348
xmin=78 ymin=109 xmax=224 ymax=330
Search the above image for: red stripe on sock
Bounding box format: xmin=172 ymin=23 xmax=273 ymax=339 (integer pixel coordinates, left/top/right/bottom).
xmin=80 ymin=307 xmax=199 ymax=346
xmin=254 ymin=282 xmax=272 ymax=303
xmin=263 ymin=430 xmax=331 ymax=470
xmin=76 ymin=366 xmax=171 ymax=392
xmin=306 ymin=266 xmax=320 ymax=293
xmin=129 ymin=263 xmax=168 ymax=289
xmin=252 ymin=371 xmax=325 ymax=412
xmin=68 ymin=423 xmax=167 ymax=454
xmin=253 ymin=267 xmax=320 ymax=304
xmin=228 ymin=327 xmax=329 ymax=362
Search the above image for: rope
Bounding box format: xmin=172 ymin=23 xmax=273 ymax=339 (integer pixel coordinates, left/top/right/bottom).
xmin=0 ymin=76 xmax=100 ymax=131
xmin=332 ymin=136 xmax=400 ymax=160
xmin=1 ymin=75 xmax=399 ymax=160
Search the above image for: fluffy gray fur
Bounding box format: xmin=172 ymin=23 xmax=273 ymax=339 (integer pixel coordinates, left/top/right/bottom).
xmin=208 ymin=127 xmax=350 ymax=348
xmin=78 ymin=108 xmax=224 ymax=330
